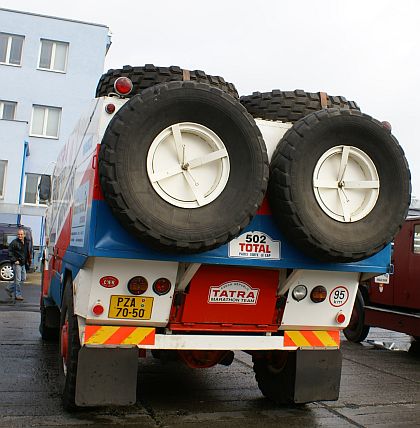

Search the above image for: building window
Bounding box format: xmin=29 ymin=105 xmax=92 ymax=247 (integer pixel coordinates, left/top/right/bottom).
xmin=38 ymin=39 xmax=69 ymax=72
xmin=30 ymin=105 xmax=61 ymax=138
xmin=0 ymin=100 xmax=16 ymax=120
xmin=0 ymin=32 xmax=24 ymax=66
xmin=414 ymin=225 xmax=420 ymax=255
xmin=0 ymin=160 xmax=7 ymax=198
xmin=24 ymin=173 xmax=49 ymax=205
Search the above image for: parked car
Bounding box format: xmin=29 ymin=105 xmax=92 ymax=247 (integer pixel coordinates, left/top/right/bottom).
xmin=0 ymin=223 xmax=33 ymax=281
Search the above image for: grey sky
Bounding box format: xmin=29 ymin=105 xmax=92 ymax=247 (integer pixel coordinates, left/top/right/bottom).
xmin=4 ymin=0 xmax=420 ymax=196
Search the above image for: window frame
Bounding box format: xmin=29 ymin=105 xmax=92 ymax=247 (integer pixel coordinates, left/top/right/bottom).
xmin=0 ymin=100 xmax=17 ymax=120
xmin=37 ymin=39 xmax=69 ymax=73
xmin=30 ymin=105 xmax=62 ymax=139
xmin=0 ymin=32 xmax=24 ymax=66
xmin=0 ymin=159 xmax=7 ymax=199
xmin=23 ymin=173 xmax=49 ymax=206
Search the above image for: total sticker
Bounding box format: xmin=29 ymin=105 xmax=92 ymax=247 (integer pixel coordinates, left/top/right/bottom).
xmin=329 ymin=286 xmax=349 ymax=307
xmin=228 ymin=231 xmax=280 ymax=260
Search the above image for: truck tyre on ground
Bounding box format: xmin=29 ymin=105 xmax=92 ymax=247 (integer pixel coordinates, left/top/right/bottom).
xmin=240 ymin=90 xmax=359 ymax=123
xmin=268 ymin=108 xmax=411 ymax=262
xmin=343 ymin=290 xmax=370 ymax=343
xmin=96 ymin=64 xmax=239 ymax=99
xmin=253 ymin=351 xmax=294 ymax=404
xmin=99 ymin=81 xmax=269 ymax=253
xmin=58 ymin=278 xmax=80 ymax=410
xmin=40 ymin=298 xmax=59 ymax=341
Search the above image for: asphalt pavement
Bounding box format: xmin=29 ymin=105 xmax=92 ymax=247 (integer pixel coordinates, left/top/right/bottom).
xmin=0 ymin=274 xmax=419 ymax=427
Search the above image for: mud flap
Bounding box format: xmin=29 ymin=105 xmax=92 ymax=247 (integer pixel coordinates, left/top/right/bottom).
xmin=75 ymin=347 xmax=138 ymax=406
xmin=293 ymin=349 xmax=342 ymax=403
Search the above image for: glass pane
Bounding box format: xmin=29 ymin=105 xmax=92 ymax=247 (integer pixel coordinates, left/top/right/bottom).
xmin=53 ymin=42 xmax=68 ymax=71
xmin=46 ymin=107 xmax=60 ymax=137
xmin=0 ymin=34 xmax=7 ymax=63
xmin=24 ymin=174 xmax=39 ymax=204
xmin=39 ymin=40 xmax=53 ymax=69
xmin=2 ymin=102 xmax=16 ymax=120
xmin=0 ymin=160 xmax=6 ymax=196
xmin=414 ymin=225 xmax=420 ymax=254
xmin=9 ymin=35 xmax=24 ymax=65
xmin=31 ymin=106 xmax=45 ymax=135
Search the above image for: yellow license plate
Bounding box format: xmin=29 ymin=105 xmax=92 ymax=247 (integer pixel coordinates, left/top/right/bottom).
xmin=108 ymin=295 xmax=153 ymax=320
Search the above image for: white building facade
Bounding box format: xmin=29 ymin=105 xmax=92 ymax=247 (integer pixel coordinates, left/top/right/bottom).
xmin=0 ymin=8 xmax=110 ymax=252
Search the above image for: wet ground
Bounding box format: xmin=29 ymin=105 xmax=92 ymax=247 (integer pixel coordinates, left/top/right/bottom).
xmin=0 ymin=275 xmax=419 ymax=427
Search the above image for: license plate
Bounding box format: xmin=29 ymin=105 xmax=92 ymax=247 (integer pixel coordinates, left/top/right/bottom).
xmin=108 ymin=295 xmax=153 ymax=320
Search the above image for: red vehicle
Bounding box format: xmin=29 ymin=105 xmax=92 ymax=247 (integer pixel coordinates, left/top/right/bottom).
xmin=344 ymin=212 xmax=420 ymax=344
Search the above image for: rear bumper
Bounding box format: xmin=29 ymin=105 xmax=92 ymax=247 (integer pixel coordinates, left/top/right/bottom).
xmin=81 ymin=324 xmax=340 ymax=351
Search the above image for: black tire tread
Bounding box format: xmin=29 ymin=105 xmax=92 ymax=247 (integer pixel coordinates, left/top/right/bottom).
xmin=343 ymin=290 xmax=370 ymax=343
xmin=96 ymin=64 xmax=239 ymax=99
xmin=268 ymin=108 xmax=411 ymax=262
xmin=240 ymin=89 xmax=360 ymax=122
xmin=99 ymin=81 xmax=268 ymax=253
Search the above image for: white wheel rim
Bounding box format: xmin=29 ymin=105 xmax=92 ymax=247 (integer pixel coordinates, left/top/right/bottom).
xmin=147 ymin=122 xmax=230 ymax=208
xmin=313 ymin=145 xmax=380 ymax=222
xmin=1 ymin=265 xmax=14 ymax=280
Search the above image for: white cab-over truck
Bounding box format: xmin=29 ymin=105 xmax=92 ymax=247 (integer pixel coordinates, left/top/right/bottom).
xmin=38 ymin=65 xmax=411 ymax=409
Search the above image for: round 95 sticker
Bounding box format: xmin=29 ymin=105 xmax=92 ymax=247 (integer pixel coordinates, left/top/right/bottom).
xmin=329 ymin=286 xmax=349 ymax=307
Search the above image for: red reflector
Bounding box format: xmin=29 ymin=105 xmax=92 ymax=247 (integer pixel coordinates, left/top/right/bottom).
xmin=114 ymin=76 xmax=133 ymax=95
xmin=336 ymin=312 xmax=346 ymax=324
xmin=105 ymin=103 xmax=116 ymax=114
xmin=310 ymin=286 xmax=327 ymax=303
xmin=381 ymin=120 xmax=392 ymax=131
xmin=153 ymin=278 xmax=171 ymax=296
xmin=92 ymin=303 xmax=104 ymax=316
xmin=128 ymin=276 xmax=148 ymax=295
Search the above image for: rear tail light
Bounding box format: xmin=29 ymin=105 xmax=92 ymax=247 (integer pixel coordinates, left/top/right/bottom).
xmin=310 ymin=286 xmax=327 ymax=303
xmin=114 ymin=77 xmax=133 ymax=96
xmin=105 ymin=103 xmax=116 ymax=114
xmin=128 ymin=276 xmax=148 ymax=295
xmin=92 ymin=302 xmax=104 ymax=316
xmin=291 ymin=284 xmax=307 ymax=301
xmin=336 ymin=312 xmax=346 ymax=324
xmin=153 ymin=278 xmax=172 ymax=296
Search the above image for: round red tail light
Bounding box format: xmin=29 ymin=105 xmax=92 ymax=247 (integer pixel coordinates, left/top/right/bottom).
xmin=114 ymin=77 xmax=133 ymax=96
xmin=336 ymin=312 xmax=346 ymax=324
xmin=310 ymin=286 xmax=327 ymax=303
xmin=92 ymin=303 xmax=104 ymax=316
xmin=105 ymin=103 xmax=116 ymax=114
xmin=153 ymin=278 xmax=171 ymax=296
xmin=128 ymin=276 xmax=148 ymax=295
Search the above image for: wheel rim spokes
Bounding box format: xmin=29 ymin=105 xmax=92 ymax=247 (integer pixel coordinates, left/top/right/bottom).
xmin=313 ymin=145 xmax=380 ymax=222
xmin=147 ymin=122 xmax=230 ymax=208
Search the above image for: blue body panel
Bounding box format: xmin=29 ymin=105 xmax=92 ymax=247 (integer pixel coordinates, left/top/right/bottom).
xmin=78 ymin=200 xmax=391 ymax=274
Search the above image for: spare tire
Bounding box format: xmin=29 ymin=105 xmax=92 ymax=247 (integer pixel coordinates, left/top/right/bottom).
xmin=268 ymin=108 xmax=411 ymax=262
xmin=99 ymin=81 xmax=268 ymax=253
xmin=96 ymin=64 xmax=239 ymax=99
xmin=240 ymin=89 xmax=359 ymax=123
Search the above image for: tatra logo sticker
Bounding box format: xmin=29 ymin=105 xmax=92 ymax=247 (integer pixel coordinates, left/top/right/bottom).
xmin=99 ymin=276 xmax=119 ymax=288
xmin=228 ymin=231 xmax=280 ymax=260
xmin=208 ymin=281 xmax=259 ymax=304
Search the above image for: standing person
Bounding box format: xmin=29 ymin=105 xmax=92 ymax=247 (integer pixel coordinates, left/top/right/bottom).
xmin=5 ymin=228 xmax=31 ymax=301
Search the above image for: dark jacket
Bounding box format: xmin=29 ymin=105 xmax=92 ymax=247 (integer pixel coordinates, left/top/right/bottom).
xmin=8 ymin=237 xmax=31 ymax=267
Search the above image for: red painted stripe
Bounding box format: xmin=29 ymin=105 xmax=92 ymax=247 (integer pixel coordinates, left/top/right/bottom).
xmin=327 ymin=330 xmax=340 ymax=344
xmin=103 ymin=326 xmax=137 ymax=345
xmin=141 ymin=329 xmax=156 ymax=345
xmin=84 ymin=325 xmax=102 ymax=342
xmin=301 ymin=331 xmax=325 ymax=347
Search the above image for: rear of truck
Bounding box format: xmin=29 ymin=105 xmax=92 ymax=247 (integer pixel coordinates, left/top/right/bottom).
xmin=40 ymin=67 xmax=411 ymax=409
